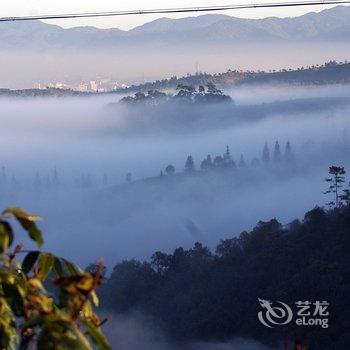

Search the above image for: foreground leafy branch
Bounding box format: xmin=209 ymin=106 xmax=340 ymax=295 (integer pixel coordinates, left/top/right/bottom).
xmin=0 ymin=207 xmax=111 ymax=350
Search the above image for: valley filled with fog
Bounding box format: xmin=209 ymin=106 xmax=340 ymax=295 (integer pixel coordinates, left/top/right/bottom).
xmin=1 ymin=83 xmax=350 ymax=267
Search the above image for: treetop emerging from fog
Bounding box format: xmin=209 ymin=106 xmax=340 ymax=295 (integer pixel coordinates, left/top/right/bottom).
xmin=120 ymin=83 xmax=232 ymax=106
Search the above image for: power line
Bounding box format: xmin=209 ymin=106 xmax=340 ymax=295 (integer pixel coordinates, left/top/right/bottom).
xmin=0 ymin=0 xmax=350 ymax=22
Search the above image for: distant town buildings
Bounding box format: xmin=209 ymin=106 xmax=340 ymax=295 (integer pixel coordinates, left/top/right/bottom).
xmin=33 ymin=78 xmax=129 ymax=92
xmin=89 ymin=80 xmax=98 ymax=92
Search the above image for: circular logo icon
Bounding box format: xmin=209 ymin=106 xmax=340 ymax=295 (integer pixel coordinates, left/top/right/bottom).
xmin=258 ymin=298 xmax=293 ymax=328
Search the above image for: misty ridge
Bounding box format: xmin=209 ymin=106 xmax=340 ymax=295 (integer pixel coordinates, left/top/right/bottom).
xmin=2 ymin=6 xmax=350 ymax=51
xmin=110 ymin=82 xmax=350 ymax=135
xmin=0 ymin=82 xmax=349 ymax=268
xmin=1 ymin=6 xmax=350 ymax=88
xmin=119 ymin=60 xmax=350 ymax=95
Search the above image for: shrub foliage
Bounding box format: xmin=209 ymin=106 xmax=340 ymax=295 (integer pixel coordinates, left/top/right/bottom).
xmin=0 ymin=207 xmax=110 ymax=350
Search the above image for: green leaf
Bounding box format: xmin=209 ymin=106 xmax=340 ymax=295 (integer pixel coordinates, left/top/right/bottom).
xmin=82 ymin=319 xmax=111 ymax=350
xmin=62 ymin=259 xmax=82 ymax=275
xmin=22 ymin=251 xmax=40 ymax=275
xmin=37 ymin=329 xmax=91 ymax=350
xmin=2 ymin=283 xmax=24 ymax=317
xmin=71 ymin=323 xmax=94 ymax=350
xmin=3 ymin=208 xmax=40 ymax=221
xmin=0 ymin=221 xmax=14 ymax=254
xmin=3 ymin=208 xmax=43 ymax=247
xmin=0 ymin=221 xmax=13 ymax=254
xmin=17 ymin=219 xmax=43 ymax=247
xmin=53 ymin=257 xmax=63 ymax=277
xmin=37 ymin=253 xmax=54 ymax=281
xmin=91 ymin=290 xmax=99 ymax=307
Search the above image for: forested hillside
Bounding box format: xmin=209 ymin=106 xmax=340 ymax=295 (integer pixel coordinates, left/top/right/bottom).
xmin=101 ymin=205 xmax=350 ymax=349
xmin=119 ymin=61 xmax=350 ymax=93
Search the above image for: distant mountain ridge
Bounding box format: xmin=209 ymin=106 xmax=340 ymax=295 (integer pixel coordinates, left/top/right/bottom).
xmin=1 ymin=6 xmax=350 ymax=50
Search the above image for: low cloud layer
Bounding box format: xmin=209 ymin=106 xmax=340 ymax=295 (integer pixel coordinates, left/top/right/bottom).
xmin=102 ymin=314 xmax=272 ymax=350
xmin=0 ymin=84 xmax=349 ymax=266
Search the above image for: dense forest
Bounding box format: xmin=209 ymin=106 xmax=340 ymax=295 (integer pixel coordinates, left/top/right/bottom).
xmin=100 ymin=202 xmax=350 ymax=349
xmin=120 ymin=83 xmax=232 ymax=105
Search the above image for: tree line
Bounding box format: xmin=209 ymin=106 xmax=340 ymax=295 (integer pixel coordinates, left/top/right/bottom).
xmin=161 ymin=141 xmax=295 ymax=177
xmin=120 ymin=83 xmax=232 ymax=105
xmin=98 ymin=166 xmax=350 ymax=349
xmin=116 ymin=60 xmax=350 ymax=94
xmin=99 ymin=202 xmax=349 ymax=349
xmin=0 ymin=141 xmax=296 ymax=191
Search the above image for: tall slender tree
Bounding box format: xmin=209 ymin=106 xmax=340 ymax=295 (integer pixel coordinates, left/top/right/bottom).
xmin=185 ymin=156 xmax=195 ymax=173
xmin=223 ymin=146 xmax=235 ymax=168
xmin=324 ymin=166 xmax=346 ymax=207
xmin=239 ymin=154 xmax=247 ymax=167
xmin=262 ymin=142 xmax=270 ymax=163
xmin=284 ymin=141 xmax=294 ymax=162
xmin=273 ymin=141 xmax=282 ymax=162
xmin=204 ymin=154 xmax=213 ymax=169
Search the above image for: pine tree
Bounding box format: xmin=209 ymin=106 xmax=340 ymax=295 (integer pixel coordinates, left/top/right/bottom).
xmin=273 ymin=141 xmax=282 ymax=162
xmin=206 ymin=154 xmax=213 ymax=168
xmin=201 ymin=155 xmax=213 ymax=170
xmin=200 ymin=159 xmax=208 ymax=171
xmin=284 ymin=141 xmax=294 ymax=162
xmin=225 ymin=145 xmax=231 ymax=159
xmin=262 ymin=143 xmax=270 ymax=163
xmin=324 ymin=166 xmax=346 ymax=207
xmin=213 ymin=156 xmax=224 ymax=168
xmin=239 ymin=154 xmax=247 ymax=167
xmin=185 ymin=156 xmax=195 ymax=173
xmin=223 ymin=146 xmax=235 ymax=168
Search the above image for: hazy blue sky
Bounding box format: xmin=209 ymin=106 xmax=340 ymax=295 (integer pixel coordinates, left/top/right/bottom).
xmin=0 ymin=0 xmax=342 ymax=29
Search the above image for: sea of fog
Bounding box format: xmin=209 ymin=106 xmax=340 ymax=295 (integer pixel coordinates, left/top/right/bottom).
xmin=0 ymin=84 xmax=350 ymax=268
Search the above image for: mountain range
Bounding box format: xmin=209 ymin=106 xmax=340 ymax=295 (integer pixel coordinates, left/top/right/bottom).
xmin=1 ymin=5 xmax=350 ymax=51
